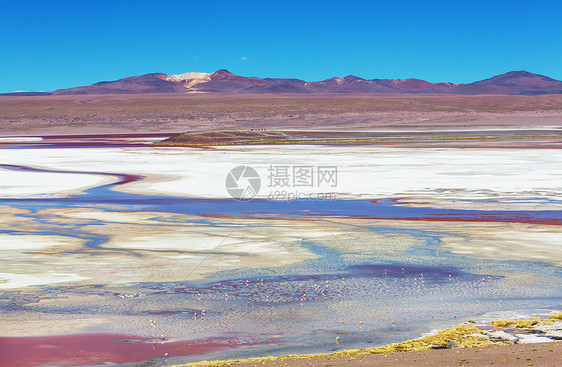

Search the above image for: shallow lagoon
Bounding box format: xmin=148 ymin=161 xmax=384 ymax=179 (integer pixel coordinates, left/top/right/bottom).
xmin=0 ymin=141 xmax=561 ymax=365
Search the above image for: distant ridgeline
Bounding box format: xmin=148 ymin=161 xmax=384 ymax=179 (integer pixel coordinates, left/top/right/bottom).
xmin=3 ymin=70 xmax=562 ymax=96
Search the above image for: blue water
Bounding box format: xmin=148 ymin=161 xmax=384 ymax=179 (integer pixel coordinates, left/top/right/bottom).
xmin=1 ymin=164 xmax=560 ymax=225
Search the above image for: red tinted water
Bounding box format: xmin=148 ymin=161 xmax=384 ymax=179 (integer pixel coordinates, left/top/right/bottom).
xmin=0 ymin=333 xmax=271 ymax=367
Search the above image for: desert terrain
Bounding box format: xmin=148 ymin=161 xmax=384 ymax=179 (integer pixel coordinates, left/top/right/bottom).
xmin=1 ymin=94 xmax=562 ymax=135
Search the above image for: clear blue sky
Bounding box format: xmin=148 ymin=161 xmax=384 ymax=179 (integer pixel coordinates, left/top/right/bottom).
xmin=1 ymin=0 xmax=561 ymax=93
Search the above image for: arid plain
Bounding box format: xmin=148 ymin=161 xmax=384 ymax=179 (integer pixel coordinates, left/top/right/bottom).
xmin=2 ymin=94 xmax=562 ymax=134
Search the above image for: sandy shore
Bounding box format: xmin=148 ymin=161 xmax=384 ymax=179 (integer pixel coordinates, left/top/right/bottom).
xmin=173 ymin=312 xmax=562 ymax=366
xmin=180 ymin=316 xmax=562 ymax=367
xmin=222 ymin=343 xmax=561 ymax=367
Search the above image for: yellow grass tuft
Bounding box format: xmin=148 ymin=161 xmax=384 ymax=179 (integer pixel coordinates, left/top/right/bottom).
xmin=332 ymin=324 xmax=493 ymax=355
xmin=491 ymin=317 xmax=541 ymax=328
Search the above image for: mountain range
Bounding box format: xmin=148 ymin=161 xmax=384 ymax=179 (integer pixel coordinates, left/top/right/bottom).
xmin=5 ymin=70 xmax=562 ymax=96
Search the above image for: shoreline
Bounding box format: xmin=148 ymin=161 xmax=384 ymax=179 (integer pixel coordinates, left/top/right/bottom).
xmin=1 ymin=316 xmax=560 ymax=367
xmin=184 ymin=343 xmax=561 ymax=367
xmin=1 ymin=129 xmax=561 ymax=150
xmin=179 ymin=314 xmax=562 ymax=367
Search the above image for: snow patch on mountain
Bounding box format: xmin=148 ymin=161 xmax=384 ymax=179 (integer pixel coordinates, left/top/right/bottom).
xmin=163 ymin=72 xmax=211 ymax=88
